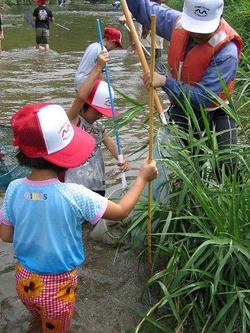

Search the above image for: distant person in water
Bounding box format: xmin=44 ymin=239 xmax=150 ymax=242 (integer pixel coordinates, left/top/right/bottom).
xmin=112 ymin=1 xmax=121 ymax=11
xmin=58 ymin=0 xmax=66 ymax=8
xmin=0 ymin=5 xmax=4 ymax=54
xmin=33 ymin=0 xmax=54 ymax=51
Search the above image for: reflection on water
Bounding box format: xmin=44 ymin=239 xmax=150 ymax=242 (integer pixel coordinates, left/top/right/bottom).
xmin=0 ymin=6 xmax=168 ymax=332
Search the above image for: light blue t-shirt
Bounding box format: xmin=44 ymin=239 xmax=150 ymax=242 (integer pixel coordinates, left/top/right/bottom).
xmin=0 ymin=178 xmax=108 ymax=274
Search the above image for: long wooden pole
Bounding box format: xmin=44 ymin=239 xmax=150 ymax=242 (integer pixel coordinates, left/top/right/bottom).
xmin=147 ymin=15 xmax=156 ymax=278
xmin=120 ymin=0 xmax=164 ymax=119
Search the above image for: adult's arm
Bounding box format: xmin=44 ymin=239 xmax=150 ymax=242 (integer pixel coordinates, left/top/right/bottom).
xmin=143 ymin=41 xmax=239 ymax=107
xmin=125 ymin=0 xmax=180 ymax=40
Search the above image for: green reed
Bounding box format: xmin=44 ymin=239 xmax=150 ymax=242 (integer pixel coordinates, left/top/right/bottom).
xmin=117 ymin=58 xmax=250 ymax=332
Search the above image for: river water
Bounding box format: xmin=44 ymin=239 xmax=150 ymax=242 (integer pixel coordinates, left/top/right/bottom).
xmin=0 ymin=4 xmax=168 ymax=333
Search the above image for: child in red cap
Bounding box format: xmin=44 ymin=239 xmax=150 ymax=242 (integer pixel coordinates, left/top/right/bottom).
xmin=0 ymin=52 xmax=157 ymax=333
xmin=75 ymin=26 xmax=123 ymax=90
xmin=65 ymin=77 xmax=128 ymax=197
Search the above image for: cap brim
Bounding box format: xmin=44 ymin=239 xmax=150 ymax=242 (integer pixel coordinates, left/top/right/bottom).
xmin=44 ymin=125 xmax=96 ymax=168
xmin=180 ymin=12 xmax=220 ymax=34
xmin=92 ymin=105 xmax=119 ymax=118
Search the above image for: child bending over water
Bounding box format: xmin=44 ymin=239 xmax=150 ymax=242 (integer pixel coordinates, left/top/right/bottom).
xmin=66 ymin=65 xmax=128 ymax=196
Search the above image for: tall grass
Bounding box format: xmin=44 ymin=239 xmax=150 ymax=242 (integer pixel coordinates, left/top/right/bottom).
xmin=119 ymin=58 xmax=250 ymax=332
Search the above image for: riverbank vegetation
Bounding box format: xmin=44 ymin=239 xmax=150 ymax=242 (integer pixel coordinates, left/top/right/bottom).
xmin=122 ymin=87 xmax=250 ymax=332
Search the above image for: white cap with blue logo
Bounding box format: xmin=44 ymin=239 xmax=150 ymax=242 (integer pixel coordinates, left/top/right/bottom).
xmin=180 ymin=0 xmax=224 ymax=34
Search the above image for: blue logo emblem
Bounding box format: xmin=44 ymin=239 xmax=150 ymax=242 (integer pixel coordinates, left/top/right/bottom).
xmin=194 ymin=6 xmax=209 ymax=17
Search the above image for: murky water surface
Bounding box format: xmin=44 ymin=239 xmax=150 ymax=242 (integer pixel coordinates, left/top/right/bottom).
xmin=0 ymin=5 xmax=168 ymax=332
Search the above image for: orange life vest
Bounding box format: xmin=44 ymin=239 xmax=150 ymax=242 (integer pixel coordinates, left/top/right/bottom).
xmin=168 ymin=18 xmax=243 ymax=102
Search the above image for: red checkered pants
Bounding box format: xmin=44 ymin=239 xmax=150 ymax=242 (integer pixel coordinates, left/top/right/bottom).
xmin=15 ymin=263 xmax=78 ymax=333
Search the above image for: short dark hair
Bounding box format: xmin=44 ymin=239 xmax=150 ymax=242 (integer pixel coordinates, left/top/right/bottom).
xmin=17 ymin=151 xmax=67 ymax=174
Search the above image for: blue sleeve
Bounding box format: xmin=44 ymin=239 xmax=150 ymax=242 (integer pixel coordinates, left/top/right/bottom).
xmin=70 ymin=184 xmax=108 ymax=224
xmin=126 ymin=0 xmax=180 ymax=41
xmin=163 ymin=41 xmax=239 ymax=107
xmin=0 ymin=181 xmax=18 ymax=225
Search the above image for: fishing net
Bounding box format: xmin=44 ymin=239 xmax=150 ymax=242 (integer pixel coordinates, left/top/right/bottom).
xmin=142 ymin=125 xmax=182 ymax=205
xmin=91 ymin=124 xmax=183 ymax=244
xmin=0 ymin=125 xmax=29 ymax=191
xmin=155 ymin=59 xmax=167 ymax=76
xmin=24 ymin=10 xmax=35 ymax=28
xmin=90 ymin=185 xmax=128 ymax=244
xmin=127 ymin=124 xmax=184 ymax=247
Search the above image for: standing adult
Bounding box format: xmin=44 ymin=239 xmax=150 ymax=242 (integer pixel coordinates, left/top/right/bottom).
xmin=75 ymin=27 xmax=123 ymax=90
xmin=33 ymin=0 xmax=54 ymax=51
xmin=126 ymin=0 xmax=243 ymax=177
xmin=0 ymin=5 xmax=4 ymax=54
xmin=119 ymin=0 xmax=164 ymax=61
xmin=137 ymin=0 xmax=165 ymax=61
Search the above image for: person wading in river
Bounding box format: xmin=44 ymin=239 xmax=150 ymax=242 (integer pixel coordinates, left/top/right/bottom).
xmin=75 ymin=26 xmax=123 ymax=90
xmin=119 ymin=0 xmax=165 ymax=62
xmin=33 ymin=0 xmax=54 ymax=51
xmin=0 ymin=52 xmax=157 ymax=333
xmin=126 ymin=0 xmax=243 ymax=180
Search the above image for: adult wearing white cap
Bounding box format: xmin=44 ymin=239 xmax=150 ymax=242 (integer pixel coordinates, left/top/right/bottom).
xmin=126 ymin=0 xmax=243 ymax=177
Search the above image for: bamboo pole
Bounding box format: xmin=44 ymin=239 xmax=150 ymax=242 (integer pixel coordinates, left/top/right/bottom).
xmin=147 ymin=15 xmax=156 ymax=278
xmin=120 ymin=0 xmax=163 ymax=116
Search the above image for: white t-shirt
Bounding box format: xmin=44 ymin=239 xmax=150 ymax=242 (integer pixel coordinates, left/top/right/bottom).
xmin=75 ymin=42 xmax=107 ymax=90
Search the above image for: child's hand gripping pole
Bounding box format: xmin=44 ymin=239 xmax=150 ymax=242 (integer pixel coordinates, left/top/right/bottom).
xmin=96 ymin=19 xmax=127 ymax=190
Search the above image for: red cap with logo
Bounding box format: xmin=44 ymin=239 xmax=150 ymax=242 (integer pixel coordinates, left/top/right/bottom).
xmin=11 ymin=103 xmax=96 ymax=168
xmin=86 ymin=80 xmax=119 ymax=118
xmin=104 ymin=27 xmax=123 ymax=48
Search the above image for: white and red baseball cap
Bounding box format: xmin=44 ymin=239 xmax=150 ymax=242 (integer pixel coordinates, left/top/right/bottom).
xmin=181 ymin=0 xmax=224 ymax=34
xmin=11 ymin=103 xmax=96 ymax=168
xmin=85 ymin=80 xmax=119 ymax=118
xmin=104 ymin=27 xmax=123 ymax=48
